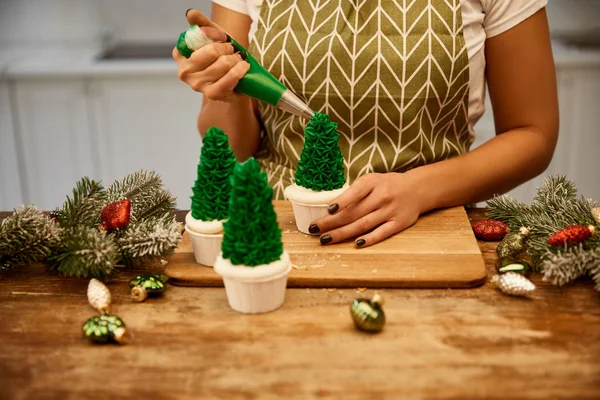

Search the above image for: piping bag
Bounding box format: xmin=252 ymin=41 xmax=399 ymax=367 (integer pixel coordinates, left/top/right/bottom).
xmin=177 ymin=24 xmax=314 ymax=120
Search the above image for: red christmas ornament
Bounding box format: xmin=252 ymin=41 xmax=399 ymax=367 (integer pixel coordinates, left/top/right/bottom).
xmin=472 ymin=219 xmax=509 ymax=241
xmin=547 ymin=224 xmax=596 ymax=247
xmin=100 ymin=199 xmax=131 ymax=231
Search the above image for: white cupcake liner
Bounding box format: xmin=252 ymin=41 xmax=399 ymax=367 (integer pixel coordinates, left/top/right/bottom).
xmin=184 ymin=224 xmax=223 ymax=267
xmin=289 ymin=201 xmax=329 ymax=235
xmin=214 ymin=251 xmax=292 ymax=314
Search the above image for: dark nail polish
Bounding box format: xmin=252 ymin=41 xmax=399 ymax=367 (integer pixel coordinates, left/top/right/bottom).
xmin=186 ymin=8 xmax=193 ymax=17
xmin=225 ymin=34 xmax=232 ymax=43
xmin=231 ymin=42 xmax=240 ymax=53
xmin=238 ymin=51 xmax=248 ymax=61
xmin=356 ymin=239 xmax=366 ymax=247
xmin=320 ymin=234 xmax=332 ymax=245
xmin=308 ymin=224 xmax=320 ymax=234
xmin=327 ymin=203 xmax=339 ymax=214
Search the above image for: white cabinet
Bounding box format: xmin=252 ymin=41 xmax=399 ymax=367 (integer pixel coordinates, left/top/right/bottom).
xmin=12 ymin=79 xmax=97 ymax=209
xmin=0 ymin=80 xmax=23 ymax=210
xmin=89 ymin=76 xmax=204 ymax=209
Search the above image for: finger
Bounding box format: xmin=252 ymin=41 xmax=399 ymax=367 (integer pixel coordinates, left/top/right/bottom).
xmin=319 ymin=209 xmax=388 ymax=245
xmin=186 ymin=9 xmax=216 ymax=28
xmin=202 ymin=60 xmax=250 ymax=100
xmin=184 ymin=42 xmax=236 ymax=73
xmin=356 ymin=220 xmax=408 ymax=248
xmin=310 ymin=192 xmax=380 ymax=234
xmin=327 ymin=175 xmax=376 ymax=215
xmin=172 ymin=47 xmax=185 ymax=64
xmin=200 ymin=26 xmax=229 ymax=43
xmin=201 ymin=53 xmax=246 ymax=84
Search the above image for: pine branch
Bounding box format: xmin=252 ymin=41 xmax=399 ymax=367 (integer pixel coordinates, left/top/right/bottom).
xmin=106 ymin=170 xmax=173 ymax=221
xmin=135 ymin=189 xmax=177 ymax=221
xmin=117 ymin=215 xmax=182 ymax=264
xmin=485 ymin=195 xmax=530 ymax=229
xmin=56 ymin=177 xmax=106 ymax=228
xmin=589 ymin=261 xmax=600 ymax=292
xmin=540 ymin=244 xmax=599 ymax=286
xmin=532 ymin=175 xmax=577 ymax=212
xmin=0 ymin=206 xmax=61 ymax=267
xmin=48 ymin=227 xmax=119 ymax=280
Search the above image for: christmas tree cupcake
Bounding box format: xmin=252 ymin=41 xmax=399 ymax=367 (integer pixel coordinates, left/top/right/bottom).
xmin=214 ymin=158 xmax=291 ymax=314
xmin=185 ymin=127 xmax=236 ymax=266
xmin=284 ymin=112 xmax=348 ymax=234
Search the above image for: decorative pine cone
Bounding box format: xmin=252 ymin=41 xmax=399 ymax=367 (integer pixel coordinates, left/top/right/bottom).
xmin=547 ymin=224 xmax=595 ymax=247
xmin=472 ymin=219 xmax=509 ymax=241
xmin=492 ymin=272 xmax=536 ymax=297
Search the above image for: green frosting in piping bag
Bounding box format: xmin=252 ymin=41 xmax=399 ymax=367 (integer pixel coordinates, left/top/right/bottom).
xmin=177 ymin=25 xmax=286 ymax=106
xmin=190 ymin=127 xmax=236 ymax=221
xmin=295 ymin=112 xmax=346 ymax=191
xmin=221 ymin=158 xmax=283 ymax=267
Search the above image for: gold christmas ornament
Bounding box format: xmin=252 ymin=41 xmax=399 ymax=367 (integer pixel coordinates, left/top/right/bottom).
xmin=492 ymin=272 xmax=536 ymax=297
xmin=591 ymin=207 xmax=600 ymax=225
xmin=496 ymin=226 xmax=530 ymax=258
xmin=350 ymin=293 xmax=386 ymax=333
xmin=87 ymin=278 xmax=111 ymax=314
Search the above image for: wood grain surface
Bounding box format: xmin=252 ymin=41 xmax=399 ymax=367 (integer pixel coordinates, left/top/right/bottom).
xmin=165 ymin=202 xmax=487 ymax=288
xmin=1 ymin=209 xmax=599 ymax=400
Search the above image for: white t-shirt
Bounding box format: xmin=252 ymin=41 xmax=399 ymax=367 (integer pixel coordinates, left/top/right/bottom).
xmin=212 ymin=0 xmax=547 ymax=138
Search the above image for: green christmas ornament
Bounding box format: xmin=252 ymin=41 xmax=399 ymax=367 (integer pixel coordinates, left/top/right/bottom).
xmin=496 ymin=227 xmax=530 ymax=258
xmin=496 ymin=257 xmax=532 ymax=278
xmin=82 ymin=314 xmax=132 ymax=344
xmin=129 ymin=274 xmax=169 ymax=302
xmin=350 ymin=293 xmax=386 ymax=333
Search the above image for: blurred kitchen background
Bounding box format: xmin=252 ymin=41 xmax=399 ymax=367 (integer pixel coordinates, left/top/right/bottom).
xmin=0 ymin=0 xmax=599 ymax=210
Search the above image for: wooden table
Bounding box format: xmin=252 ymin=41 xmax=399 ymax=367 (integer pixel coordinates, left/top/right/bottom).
xmin=1 ymin=209 xmax=599 ymax=400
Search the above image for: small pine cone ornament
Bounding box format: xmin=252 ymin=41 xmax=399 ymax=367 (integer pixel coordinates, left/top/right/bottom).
xmin=496 ymin=227 xmax=530 ymax=258
xmin=472 ymin=219 xmax=508 ymax=241
xmin=492 ymin=272 xmax=536 ymax=297
xmin=548 ymin=224 xmax=596 ymax=247
xmin=350 ymin=293 xmax=386 ymax=333
xmin=87 ymin=278 xmax=111 ymax=314
xmin=592 ymin=207 xmax=600 ymax=225
xmin=100 ymin=199 xmax=131 ymax=231
xmin=129 ymin=274 xmax=168 ymax=302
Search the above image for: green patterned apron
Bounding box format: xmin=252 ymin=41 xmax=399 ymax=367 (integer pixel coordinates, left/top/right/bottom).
xmin=249 ymin=0 xmax=471 ymax=199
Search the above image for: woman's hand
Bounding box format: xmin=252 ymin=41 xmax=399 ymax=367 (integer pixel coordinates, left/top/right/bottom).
xmin=172 ymin=11 xmax=250 ymax=103
xmin=309 ymin=172 xmax=425 ymax=248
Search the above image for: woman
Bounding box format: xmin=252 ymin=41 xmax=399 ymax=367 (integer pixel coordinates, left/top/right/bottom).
xmin=173 ymin=0 xmax=558 ymax=248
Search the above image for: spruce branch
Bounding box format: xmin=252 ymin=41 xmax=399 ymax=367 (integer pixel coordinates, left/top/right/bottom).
xmin=117 ymin=215 xmax=182 ymax=264
xmin=56 ymin=177 xmax=106 ymax=228
xmin=541 ymin=244 xmax=599 ymax=286
xmin=135 ymin=189 xmax=177 ymax=221
xmin=47 ymin=227 xmax=119 ymax=280
xmin=589 ymin=261 xmax=600 ymax=291
xmin=0 ymin=205 xmax=61 ymax=267
xmin=106 ymin=170 xmax=174 ymax=221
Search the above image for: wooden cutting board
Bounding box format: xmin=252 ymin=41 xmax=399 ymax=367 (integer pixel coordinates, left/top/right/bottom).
xmin=164 ymin=201 xmax=487 ymax=288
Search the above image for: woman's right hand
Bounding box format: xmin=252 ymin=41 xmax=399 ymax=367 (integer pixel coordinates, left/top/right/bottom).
xmin=172 ymin=9 xmax=251 ymax=103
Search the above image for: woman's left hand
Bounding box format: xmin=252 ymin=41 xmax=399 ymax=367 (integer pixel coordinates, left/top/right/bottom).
xmin=309 ymin=172 xmax=425 ymax=248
